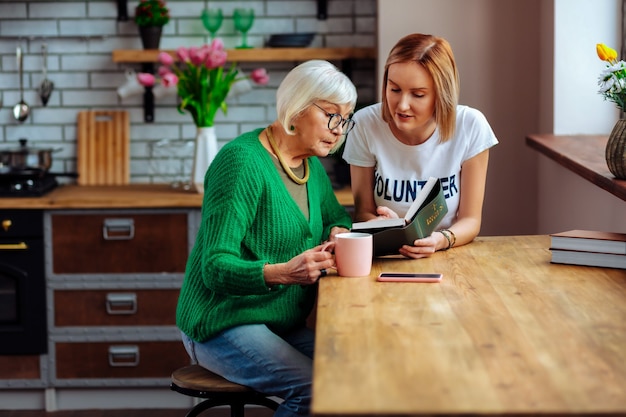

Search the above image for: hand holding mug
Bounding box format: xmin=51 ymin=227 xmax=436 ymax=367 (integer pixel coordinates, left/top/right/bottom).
xmin=334 ymin=232 xmax=373 ymax=277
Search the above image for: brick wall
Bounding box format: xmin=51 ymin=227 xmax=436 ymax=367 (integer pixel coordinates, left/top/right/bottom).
xmin=0 ymin=0 xmax=376 ymax=185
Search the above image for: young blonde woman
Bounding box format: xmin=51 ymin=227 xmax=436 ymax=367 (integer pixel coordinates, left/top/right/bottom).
xmin=344 ymin=33 xmax=498 ymax=258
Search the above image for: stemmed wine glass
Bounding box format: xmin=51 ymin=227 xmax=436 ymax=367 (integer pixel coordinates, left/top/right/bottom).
xmin=233 ymin=8 xmax=255 ymax=49
xmin=201 ymin=8 xmax=223 ymax=40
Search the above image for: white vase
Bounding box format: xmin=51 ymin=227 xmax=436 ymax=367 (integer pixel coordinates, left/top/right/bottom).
xmin=191 ymin=126 xmax=218 ymax=193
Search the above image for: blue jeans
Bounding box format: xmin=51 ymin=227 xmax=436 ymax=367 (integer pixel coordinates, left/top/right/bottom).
xmin=181 ymin=324 xmax=314 ymax=417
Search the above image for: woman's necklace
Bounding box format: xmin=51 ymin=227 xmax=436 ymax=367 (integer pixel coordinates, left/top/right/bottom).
xmin=266 ymin=126 xmax=309 ymax=185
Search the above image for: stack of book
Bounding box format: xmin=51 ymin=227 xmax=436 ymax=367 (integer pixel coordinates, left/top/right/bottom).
xmin=549 ymin=230 xmax=626 ymax=269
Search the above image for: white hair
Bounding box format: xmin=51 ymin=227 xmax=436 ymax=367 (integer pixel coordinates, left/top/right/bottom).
xmin=276 ymin=60 xmax=357 ymax=151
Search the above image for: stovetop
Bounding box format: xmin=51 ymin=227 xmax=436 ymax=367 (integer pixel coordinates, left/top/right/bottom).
xmin=0 ymin=174 xmax=59 ymax=197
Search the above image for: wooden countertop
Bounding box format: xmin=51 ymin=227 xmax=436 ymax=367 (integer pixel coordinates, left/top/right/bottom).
xmin=0 ymin=183 xmax=354 ymax=209
xmin=112 ymin=47 xmax=377 ymax=63
xmin=526 ymin=134 xmax=626 ymax=201
xmin=312 ymin=235 xmax=626 ymax=416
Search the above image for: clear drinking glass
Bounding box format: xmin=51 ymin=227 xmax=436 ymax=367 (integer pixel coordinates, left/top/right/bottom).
xmin=233 ymin=8 xmax=255 ymax=49
xmin=201 ymin=8 xmax=223 ymax=39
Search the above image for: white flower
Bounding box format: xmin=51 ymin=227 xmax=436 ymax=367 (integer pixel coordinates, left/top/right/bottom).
xmin=598 ymin=75 xmax=616 ymax=93
xmin=596 ymin=43 xmax=626 ymax=111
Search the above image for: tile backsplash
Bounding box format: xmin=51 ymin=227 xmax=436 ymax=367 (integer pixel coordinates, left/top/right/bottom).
xmin=0 ymin=0 xmax=376 ymax=185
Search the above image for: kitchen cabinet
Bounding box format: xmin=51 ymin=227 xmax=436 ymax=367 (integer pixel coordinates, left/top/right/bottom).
xmin=50 ymin=212 xmax=188 ymax=274
xmin=54 ymin=289 xmax=178 ymax=327
xmin=0 ymin=202 xmax=201 ymax=410
xmin=0 ymin=356 xmax=43 ymax=384
xmin=45 ymin=209 xmax=196 ymax=390
xmin=54 ymin=341 xmax=187 ymax=380
xmin=0 ymin=209 xmax=47 ymax=391
xmin=0 ymin=184 xmax=352 ymax=410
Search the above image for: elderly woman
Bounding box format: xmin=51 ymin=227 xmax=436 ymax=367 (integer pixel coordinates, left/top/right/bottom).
xmin=176 ymin=60 xmax=357 ymax=417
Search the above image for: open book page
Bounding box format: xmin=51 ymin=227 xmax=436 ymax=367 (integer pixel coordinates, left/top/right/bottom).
xmin=351 ymin=217 xmax=404 ymax=230
xmin=351 ymin=176 xmax=439 ymax=231
xmin=367 ymin=180 xmax=448 ymax=256
xmin=400 ymin=176 xmax=439 ymax=223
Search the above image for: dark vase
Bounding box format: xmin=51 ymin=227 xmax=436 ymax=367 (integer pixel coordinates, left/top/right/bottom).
xmin=606 ymin=119 xmax=626 ymax=180
xmin=139 ymin=26 xmax=162 ymax=49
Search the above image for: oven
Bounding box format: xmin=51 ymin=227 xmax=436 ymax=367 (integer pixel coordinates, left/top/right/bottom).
xmin=0 ymin=209 xmax=47 ymax=354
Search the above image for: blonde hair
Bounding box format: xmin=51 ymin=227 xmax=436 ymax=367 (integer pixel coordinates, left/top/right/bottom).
xmin=276 ymin=60 xmax=357 ymax=152
xmin=381 ymin=33 xmax=460 ymax=142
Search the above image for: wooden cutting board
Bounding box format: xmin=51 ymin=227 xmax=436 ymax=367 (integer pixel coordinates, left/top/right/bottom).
xmin=77 ymin=110 xmax=130 ymax=185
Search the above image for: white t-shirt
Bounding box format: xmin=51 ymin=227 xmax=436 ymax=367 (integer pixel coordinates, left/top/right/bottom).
xmin=343 ymin=103 xmax=498 ymax=229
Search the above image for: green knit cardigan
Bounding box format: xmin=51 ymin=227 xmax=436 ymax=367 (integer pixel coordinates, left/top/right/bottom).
xmin=176 ymin=128 xmax=352 ymax=342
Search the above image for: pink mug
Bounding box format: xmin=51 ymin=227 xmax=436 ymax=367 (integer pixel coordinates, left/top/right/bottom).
xmin=334 ymin=232 xmax=373 ymax=277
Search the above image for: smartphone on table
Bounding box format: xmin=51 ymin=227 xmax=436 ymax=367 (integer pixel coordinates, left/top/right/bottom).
xmin=377 ymin=272 xmax=443 ymax=283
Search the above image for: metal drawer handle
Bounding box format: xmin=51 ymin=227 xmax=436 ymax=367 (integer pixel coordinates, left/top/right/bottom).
xmin=108 ymin=345 xmax=140 ymax=367
xmin=102 ymin=218 xmax=135 ymax=240
xmin=106 ymin=293 xmax=137 ymax=315
xmin=0 ymin=241 xmax=28 ymax=250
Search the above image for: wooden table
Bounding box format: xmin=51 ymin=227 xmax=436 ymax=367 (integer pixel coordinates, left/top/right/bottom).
xmin=312 ymin=235 xmax=626 ymax=416
xmin=526 ymin=134 xmax=626 ymax=201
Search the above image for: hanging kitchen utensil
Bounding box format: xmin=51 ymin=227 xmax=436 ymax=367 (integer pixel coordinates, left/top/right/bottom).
xmin=38 ymin=43 xmax=54 ymax=106
xmin=12 ymin=46 xmax=30 ymax=123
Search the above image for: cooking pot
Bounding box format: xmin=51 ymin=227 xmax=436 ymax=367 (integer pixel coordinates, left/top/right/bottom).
xmin=0 ymin=138 xmax=61 ymax=174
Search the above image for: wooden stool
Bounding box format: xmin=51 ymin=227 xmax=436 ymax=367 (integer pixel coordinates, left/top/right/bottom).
xmin=171 ymin=364 xmax=280 ymax=417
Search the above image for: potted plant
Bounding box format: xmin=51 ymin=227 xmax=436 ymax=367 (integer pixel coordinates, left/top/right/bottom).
xmin=136 ymin=40 xmax=269 ymax=192
xmin=596 ymin=42 xmax=626 ymax=179
xmin=134 ymin=0 xmax=170 ymax=49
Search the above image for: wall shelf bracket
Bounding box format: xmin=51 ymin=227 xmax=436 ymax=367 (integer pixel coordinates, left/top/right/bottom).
xmin=317 ymin=0 xmax=327 ymax=19
xmin=142 ymin=63 xmax=155 ymax=122
xmin=117 ymin=0 xmax=129 ymax=21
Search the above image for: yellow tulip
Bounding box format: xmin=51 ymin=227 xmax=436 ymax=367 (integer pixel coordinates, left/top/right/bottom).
xmin=597 ymin=43 xmax=618 ymax=63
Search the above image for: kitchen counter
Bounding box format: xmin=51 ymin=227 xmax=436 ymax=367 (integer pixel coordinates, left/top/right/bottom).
xmin=0 ymin=184 xmax=355 ymax=209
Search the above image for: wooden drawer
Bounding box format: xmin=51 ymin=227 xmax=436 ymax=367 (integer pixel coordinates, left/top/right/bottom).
xmin=0 ymin=355 xmax=41 ymax=379
xmin=50 ymin=212 xmax=188 ymax=274
xmin=54 ymin=289 xmax=178 ymax=327
xmin=55 ymin=341 xmax=189 ymax=379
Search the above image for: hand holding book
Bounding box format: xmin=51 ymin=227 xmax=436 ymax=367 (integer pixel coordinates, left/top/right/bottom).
xmin=351 ymin=177 xmax=448 ymax=256
xmin=352 ymin=177 xmax=441 ymax=231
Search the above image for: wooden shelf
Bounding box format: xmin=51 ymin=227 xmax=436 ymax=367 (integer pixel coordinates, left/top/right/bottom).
xmin=112 ymin=47 xmax=376 ymax=122
xmin=112 ymin=47 xmax=376 ymax=63
xmin=526 ymin=134 xmax=626 ymax=201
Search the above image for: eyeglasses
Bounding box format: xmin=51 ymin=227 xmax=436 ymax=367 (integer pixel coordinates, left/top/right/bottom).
xmin=312 ymin=103 xmax=355 ymax=134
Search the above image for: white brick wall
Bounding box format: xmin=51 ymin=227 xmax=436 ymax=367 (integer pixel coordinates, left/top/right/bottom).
xmin=0 ymin=0 xmax=376 ymax=184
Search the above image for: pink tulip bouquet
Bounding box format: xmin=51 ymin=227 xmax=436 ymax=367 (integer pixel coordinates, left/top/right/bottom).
xmin=137 ymin=39 xmax=269 ymax=127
